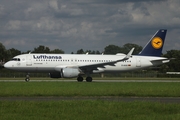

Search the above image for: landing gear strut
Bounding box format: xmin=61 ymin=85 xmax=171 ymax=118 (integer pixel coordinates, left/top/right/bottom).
xmin=25 ymin=74 xmax=30 ymax=82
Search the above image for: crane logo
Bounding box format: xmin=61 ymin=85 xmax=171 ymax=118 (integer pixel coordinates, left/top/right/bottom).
xmin=151 ymin=37 xmax=163 ymax=49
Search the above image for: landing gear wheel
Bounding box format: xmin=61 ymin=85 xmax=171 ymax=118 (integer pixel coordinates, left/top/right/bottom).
xmin=25 ymin=74 xmax=30 ymax=82
xmin=86 ymin=77 xmax=92 ymax=82
xmin=25 ymin=78 xmax=30 ymax=82
xmin=77 ymin=76 xmax=83 ymax=82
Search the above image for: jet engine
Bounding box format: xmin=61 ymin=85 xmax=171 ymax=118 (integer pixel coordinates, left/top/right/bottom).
xmin=50 ymin=68 xmax=80 ymax=78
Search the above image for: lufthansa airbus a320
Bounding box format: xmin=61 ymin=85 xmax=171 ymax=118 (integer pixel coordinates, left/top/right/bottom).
xmin=4 ymin=29 xmax=170 ymax=82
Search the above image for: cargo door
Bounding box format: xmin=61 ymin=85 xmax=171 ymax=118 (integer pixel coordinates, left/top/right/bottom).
xmin=136 ymin=58 xmax=141 ymax=67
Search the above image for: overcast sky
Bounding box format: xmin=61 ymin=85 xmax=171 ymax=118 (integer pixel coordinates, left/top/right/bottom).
xmin=0 ymin=0 xmax=180 ymax=53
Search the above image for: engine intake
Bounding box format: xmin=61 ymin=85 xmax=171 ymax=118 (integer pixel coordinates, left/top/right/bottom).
xmin=49 ymin=72 xmax=61 ymax=78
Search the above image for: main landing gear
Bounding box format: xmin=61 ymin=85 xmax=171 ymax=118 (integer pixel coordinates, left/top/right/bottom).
xmin=77 ymin=76 xmax=93 ymax=82
xmin=86 ymin=76 xmax=92 ymax=82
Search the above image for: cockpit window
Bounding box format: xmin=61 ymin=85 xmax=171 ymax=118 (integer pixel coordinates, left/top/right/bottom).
xmin=11 ymin=58 xmax=20 ymax=61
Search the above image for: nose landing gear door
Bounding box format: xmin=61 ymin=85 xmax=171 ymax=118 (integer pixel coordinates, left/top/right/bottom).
xmin=26 ymin=54 xmax=32 ymax=66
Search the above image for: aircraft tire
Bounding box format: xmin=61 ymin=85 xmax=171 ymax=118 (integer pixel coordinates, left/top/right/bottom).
xmin=77 ymin=76 xmax=83 ymax=82
xmin=25 ymin=78 xmax=30 ymax=82
xmin=86 ymin=77 xmax=92 ymax=82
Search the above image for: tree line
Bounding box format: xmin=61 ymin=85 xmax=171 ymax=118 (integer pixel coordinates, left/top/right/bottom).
xmin=0 ymin=42 xmax=142 ymax=62
xmin=1 ymin=42 xmax=180 ymax=72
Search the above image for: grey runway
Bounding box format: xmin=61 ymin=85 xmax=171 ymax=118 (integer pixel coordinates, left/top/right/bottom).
xmin=0 ymin=79 xmax=180 ymax=82
xmin=0 ymin=96 xmax=180 ymax=103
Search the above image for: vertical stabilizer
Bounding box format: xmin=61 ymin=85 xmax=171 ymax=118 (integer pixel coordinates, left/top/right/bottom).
xmin=138 ymin=29 xmax=167 ymax=57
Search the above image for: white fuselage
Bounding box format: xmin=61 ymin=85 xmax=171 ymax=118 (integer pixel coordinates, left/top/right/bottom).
xmin=4 ymin=53 xmax=169 ymax=73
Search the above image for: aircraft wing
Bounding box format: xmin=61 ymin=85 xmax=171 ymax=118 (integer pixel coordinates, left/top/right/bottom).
xmin=79 ymin=48 xmax=134 ymax=73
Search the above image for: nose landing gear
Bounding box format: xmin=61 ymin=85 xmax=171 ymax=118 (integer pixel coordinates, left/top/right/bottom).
xmin=25 ymin=74 xmax=30 ymax=82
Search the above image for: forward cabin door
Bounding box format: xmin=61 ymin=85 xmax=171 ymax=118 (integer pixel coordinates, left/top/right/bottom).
xmin=26 ymin=54 xmax=32 ymax=66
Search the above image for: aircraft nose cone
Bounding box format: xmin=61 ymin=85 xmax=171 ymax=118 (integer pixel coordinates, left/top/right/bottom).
xmin=4 ymin=63 xmax=8 ymax=68
xmin=4 ymin=62 xmax=11 ymax=68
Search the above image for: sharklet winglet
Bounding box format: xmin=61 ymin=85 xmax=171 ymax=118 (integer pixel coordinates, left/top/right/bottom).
xmin=116 ymin=48 xmax=134 ymax=62
xmin=125 ymin=47 xmax=134 ymax=59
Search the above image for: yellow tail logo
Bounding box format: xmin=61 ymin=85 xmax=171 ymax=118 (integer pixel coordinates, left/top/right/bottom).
xmin=151 ymin=37 xmax=163 ymax=49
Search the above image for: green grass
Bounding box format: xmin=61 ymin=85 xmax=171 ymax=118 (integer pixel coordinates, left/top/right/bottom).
xmin=0 ymin=82 xmax=180 ymax=97
xmin=0 ymin=101 xmax=180 ymax=120
xmin=1 ymin=81 xmax=180 ymax=120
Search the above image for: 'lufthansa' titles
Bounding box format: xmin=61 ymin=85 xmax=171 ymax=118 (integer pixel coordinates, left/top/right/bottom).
xmin=33 ymin=55 xmax=62 ymax=59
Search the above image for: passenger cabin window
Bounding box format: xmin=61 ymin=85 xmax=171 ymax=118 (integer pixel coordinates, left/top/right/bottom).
xmin=11 ymin=58 xmax=20 ymax=61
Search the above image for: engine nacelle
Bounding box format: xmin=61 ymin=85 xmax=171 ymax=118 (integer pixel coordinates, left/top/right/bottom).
xmin=50 ymin=68 xmax=80 ymax=78
xmin=61 ymin=68 xmax=80 ymax=78
xmin=49 ymin=72 xmax=62 ymax=78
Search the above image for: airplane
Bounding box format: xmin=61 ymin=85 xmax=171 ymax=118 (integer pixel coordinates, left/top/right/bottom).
xmin=4 ymin=29 xmax=170 ymax=82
